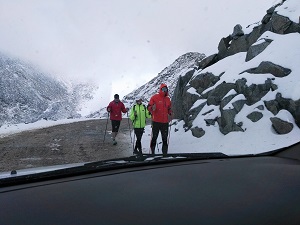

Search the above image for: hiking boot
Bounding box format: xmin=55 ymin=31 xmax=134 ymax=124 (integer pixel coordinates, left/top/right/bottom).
xmin=112 ymin=138 xmax=117 ymax=145
xmin=150 ymin=147 xmax=155 ymax=155
xmin=133 ymin=149 xmax=139 ymax=155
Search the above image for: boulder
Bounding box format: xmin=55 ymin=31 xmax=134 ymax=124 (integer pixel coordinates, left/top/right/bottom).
xmin=197 ymin=54 xmax=218 ymax=70
xmin=262 ymin=14 xmax=272 ymax=24
xmin=245 ymin=39 xmax=273 ymax=62
xmin=232 ymin=99 xmax=246 ymax=113
xmin=247 ymin=111 xmax=263 ymax=122
xmin=270 ymin=13 xmax=292 ymax=34
xmin=189 ymin=72 xmax=220 ymax=94
xmin=218 ymin=35 xmax=232 ymax=58
xmin=270 ymin=117 xmax=293 ymax=134
xmin=191 ymin=126 xmax=205 ymax=138
xmin=207 ymin=82 xmax=236 ymax=106
xmin=264 ymin=100 xmax=279 ymax=115
xmin=241 ymin=61 xmax=291 ymax=77
xmin=232 ymin=24 xmax=244 ymax=40
xmin=217 ymin=109 xmax=241 ymax=135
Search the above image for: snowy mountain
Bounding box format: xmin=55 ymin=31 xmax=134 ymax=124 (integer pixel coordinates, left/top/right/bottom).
xmin=87 ymin=52 xmax=206 ymax=118
xmin=0 ymin=53 xmax=97 ymax=126
xmin=89 ymin=0 xmax=300 ymax=155
xmin=123 ymin=52 xmax=206 ymax=103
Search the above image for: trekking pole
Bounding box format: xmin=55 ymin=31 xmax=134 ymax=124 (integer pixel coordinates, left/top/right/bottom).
xmin=127 ymin=112 xmax=133 ymax=143
xmin=149 ymin=125 xmax=153 ymax=154
xmin=103 ymin=112 xmax=110 ymax=142
xmin=132 ymin=130 xmax=136 ymax=152
xmin=167 ymin=123 xmax=172 ymax=146
xmin=167 ymin=117 xmax=172 ymax=145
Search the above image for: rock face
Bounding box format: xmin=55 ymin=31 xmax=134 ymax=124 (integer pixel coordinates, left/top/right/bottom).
xmin=172 ymin=0 xmax=300 ymax=137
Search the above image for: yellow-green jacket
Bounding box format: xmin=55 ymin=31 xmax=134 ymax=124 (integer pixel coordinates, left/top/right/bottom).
xmin=129 ymin=104 xmax=151 ymax=128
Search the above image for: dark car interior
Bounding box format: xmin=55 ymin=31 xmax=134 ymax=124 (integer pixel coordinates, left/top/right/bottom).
xmin=1 ymin=143 xmax=300 ymax=225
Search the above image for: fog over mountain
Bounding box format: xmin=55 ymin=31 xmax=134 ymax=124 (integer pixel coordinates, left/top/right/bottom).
xmin=86 ymin=52 xmax=206 ymax=118
xmin=0 ymin=53 xmax=97 ymax=126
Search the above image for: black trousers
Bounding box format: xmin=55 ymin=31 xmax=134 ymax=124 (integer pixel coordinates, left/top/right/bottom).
xmin=150 ymin=122 xmax=169 ymax=155
xmin=111 ymin=120 xmax=121 ymax=132
xmin=134 ymin=128 xmax=144 ymax=152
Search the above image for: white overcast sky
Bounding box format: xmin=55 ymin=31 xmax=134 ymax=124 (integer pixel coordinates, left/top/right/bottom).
xmin=0 ymin=0 xmax=279 ymax=109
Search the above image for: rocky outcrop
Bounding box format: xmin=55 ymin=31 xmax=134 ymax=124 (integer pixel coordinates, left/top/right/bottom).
xmin=172 ymin=0 xmax=300 ymax=138
xmin=172 ymin=69 xmax=195 ymax=120
xmin=210 ymin=3 xmax=300 ymax=63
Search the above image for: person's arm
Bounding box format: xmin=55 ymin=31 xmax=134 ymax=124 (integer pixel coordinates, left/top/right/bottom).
xmin=168 ymin=100 xmax=172 ymax=115
xmin=129 ymin=106 xmax=136 ymax=121
xmin=107 ymin=102 xmax=112 ymax=112
xmin=168 ymin=99 xmax=172 ymax=122
xmin=147 ymin=97 xmax=155 ymax=114
xmin=121 ymin=102 xmax=128 ymax=113
xmin=145 ymin=106 xmax=152 ymax=118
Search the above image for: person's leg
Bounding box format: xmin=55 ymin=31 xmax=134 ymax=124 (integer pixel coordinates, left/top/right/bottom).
xmin=115 ymin=120 xmax=121 ymax=140
xmin=111 ymin=120 xmax=116 ymax=141
xmin=135 ymin=128 xmax=144 ymax=154
xmin=150 ymin=122 xmax=159 ymax=154
xmin=133 ymin=128 xmax=139 ymax=154
xmin=111 ymin=120 xmax=121 ymax=144
xmin=160 ymin=123 xmax=169 ymax=155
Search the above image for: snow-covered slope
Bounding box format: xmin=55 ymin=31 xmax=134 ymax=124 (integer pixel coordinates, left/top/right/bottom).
xmin=167 ymin=0 xmax=300 ymax=155
xmin=123 ymin=52 xmax=205 ymax=103
xmin=0 ymin=53 xmax=96 ymax=126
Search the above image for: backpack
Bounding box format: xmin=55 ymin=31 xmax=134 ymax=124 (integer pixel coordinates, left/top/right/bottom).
xmin=132 ymin=104 xmax=147 ymax=125
xmin=133 ymin=104 xmax=146 ymax=112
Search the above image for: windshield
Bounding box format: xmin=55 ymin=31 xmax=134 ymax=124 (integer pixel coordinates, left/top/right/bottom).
xmin=1 ymin=0 xmax=300 ymax=174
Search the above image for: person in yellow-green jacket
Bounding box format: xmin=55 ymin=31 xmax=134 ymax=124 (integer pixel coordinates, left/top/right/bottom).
xmin=129 ymin=97 xmax=151 ymax=155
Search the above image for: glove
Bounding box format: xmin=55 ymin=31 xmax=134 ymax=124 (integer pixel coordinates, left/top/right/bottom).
xmin=107 ymin=108 xmax=111 ymax=112
xmin=134 ymin=111 xmax=137 ymax=116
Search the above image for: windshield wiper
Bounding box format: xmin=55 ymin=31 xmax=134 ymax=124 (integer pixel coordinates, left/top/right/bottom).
xmin=0 ymin=153 xmax=227 ymax=188
xmin=84 ymin=152 xmax=228 ymax=168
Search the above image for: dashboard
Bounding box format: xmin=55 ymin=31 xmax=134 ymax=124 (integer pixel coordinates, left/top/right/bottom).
xmin=1 ymin=146 xmax=300 ymax=225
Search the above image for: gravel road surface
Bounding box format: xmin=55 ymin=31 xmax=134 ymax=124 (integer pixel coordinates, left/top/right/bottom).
xmin=0 ymin=119 xmax=135 ymax=172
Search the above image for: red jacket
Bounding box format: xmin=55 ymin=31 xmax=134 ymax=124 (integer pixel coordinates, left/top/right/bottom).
xmin=148 ymin=84 xmax=172 ymax=123
xmin=107 ymin=100 xmax=127 ymax=121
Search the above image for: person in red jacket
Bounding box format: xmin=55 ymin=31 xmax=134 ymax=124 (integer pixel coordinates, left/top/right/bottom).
xmin=107 ymin=94 xmax=128 ymax=145
xmin=147 ymin=84 xmax=172 ymax=155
